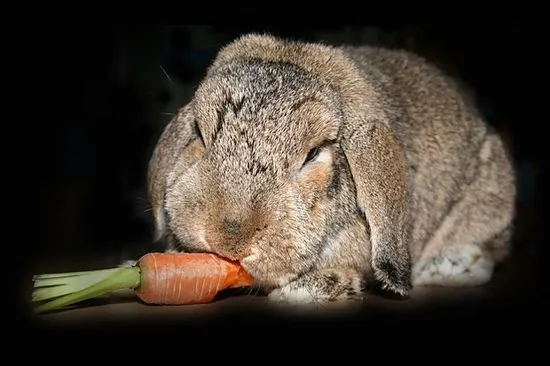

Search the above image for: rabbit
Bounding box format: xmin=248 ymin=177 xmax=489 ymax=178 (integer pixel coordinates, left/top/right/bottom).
xmin=142 ymin=33 xmax=516 ymax=304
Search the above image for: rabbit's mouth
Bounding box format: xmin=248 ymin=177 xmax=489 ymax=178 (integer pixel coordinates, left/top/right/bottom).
xmin=170 ymin=239 xmax=212 ymax=254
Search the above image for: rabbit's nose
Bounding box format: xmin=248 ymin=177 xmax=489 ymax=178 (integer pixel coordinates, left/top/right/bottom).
xmin=205 ymin=217 xmax=257 ymax=261
xmin=223 ymin=218 xmax=243 ymax=236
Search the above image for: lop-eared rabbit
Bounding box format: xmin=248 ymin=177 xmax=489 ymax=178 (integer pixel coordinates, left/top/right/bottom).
xmin=142 ymin=33 xmax=516 ymax=304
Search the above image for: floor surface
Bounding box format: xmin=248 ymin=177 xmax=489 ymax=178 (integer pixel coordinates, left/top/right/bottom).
xmin=25 ymin=252 xmax=542 ymax=333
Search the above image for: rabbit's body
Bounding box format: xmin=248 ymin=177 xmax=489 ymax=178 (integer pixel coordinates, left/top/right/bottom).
xmin=145 ymin=34 xmax=516 ymax=304
xmin=343 ymin=46 xmax=516 ymax=286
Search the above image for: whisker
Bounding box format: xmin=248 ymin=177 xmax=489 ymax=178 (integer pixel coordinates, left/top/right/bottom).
xmin=247 ymin=284 xmax=262 ymax=297
xmin=159 ymin=65 xmax=173 ymax=84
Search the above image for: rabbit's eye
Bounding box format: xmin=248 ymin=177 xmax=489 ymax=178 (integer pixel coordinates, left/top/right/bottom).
xmin=303 ymin=146 xmax=321 ymax=166
xmin=301 ymin=139 xmax=336 ymax=169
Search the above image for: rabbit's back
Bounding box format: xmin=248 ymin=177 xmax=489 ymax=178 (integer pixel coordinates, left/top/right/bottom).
xmin=342 ymin=45 xmax=512 ymax=259
xmin=342 ymin=45 xmax=487 ymax=164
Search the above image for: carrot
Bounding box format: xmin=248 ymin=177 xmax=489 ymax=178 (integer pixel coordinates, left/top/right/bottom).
xmin=136 ymin=253 xmax=253 ymax=305
xmin=32 ymin=252 xmax=254 ymax=314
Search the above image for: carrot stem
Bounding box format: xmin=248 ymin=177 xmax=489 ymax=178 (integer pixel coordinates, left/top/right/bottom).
xmin=33 ymin=268 xmax=125 ymax=301
xmin=33 ymin=267 xmax=141 ymax=314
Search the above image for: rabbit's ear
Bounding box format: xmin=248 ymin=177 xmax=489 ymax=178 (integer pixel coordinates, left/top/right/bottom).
xmin=341 ymin=119 xmax=412 ymax=296
xmin=147 ymin=104 xmax=204 ymax=242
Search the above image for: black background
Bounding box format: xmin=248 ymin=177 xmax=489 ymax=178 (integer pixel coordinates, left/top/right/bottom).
xmin=23 ymin=24 xmax=546 ymax=339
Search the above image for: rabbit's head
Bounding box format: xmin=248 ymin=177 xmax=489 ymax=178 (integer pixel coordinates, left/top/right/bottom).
xmin=150 ymin=34 xmax=412 ymax=295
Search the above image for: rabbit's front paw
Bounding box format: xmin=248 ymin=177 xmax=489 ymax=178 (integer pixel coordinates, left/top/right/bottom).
xmin=267 ymin=268 xmax=365 ymax=305
xmin=268 ymin=285 xmax=318 ymax=304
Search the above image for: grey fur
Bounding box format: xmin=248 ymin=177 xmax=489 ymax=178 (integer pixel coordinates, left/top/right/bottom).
xmin=144 ymin=34 xmax=516 ymax=304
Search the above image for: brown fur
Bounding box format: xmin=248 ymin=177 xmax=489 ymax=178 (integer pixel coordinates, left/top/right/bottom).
xmin=144 ymin=34 xmax=516 ymax=304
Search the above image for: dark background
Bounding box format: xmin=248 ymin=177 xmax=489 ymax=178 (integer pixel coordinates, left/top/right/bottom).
xmin=34 ymin=25 xmax=544 ymax=290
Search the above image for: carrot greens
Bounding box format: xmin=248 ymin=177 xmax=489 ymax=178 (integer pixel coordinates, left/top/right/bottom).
xmin=32 ymin=266 xmax=141 ymax=314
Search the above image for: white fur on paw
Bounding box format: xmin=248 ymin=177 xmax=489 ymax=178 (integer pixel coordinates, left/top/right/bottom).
xmin=412 ymin=244 xmax=494 ymax=287
xmin=268 ymin=286 xmax=320 ymax=305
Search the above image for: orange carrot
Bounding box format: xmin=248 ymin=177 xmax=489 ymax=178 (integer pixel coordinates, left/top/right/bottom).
xmin=32 ymin=252 xmax=254 ymax=313
xmin=136 ymin=252 xmax=253 ymax=305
